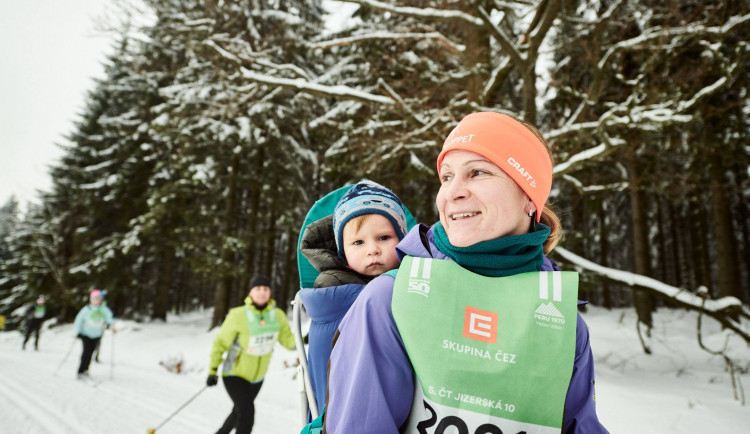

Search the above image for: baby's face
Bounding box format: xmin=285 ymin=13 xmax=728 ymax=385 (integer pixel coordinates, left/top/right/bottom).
xmin=342 ymin=214 xmax=400 ymax=276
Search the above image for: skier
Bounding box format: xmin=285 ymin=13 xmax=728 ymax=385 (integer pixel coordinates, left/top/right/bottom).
xmin=298 ymin=180 xmax=412 ymax=415
xmin=324 ymin=112 xmax=609 ymax=433
xmin=207 ymin=275 xmax=296 ymax=434
xmin=22 ymin=296 xmax=47 ymax=350
xmin=74 ymin=289 xmax=114 ymax=379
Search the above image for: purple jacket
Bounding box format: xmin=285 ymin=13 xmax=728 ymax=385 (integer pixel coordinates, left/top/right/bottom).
xmin=326 ymin=224 xmax=608 ymax=433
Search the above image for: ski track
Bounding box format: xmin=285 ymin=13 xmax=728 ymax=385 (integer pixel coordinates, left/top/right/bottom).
xmin=98 ymin=379 xmax=214 ymax=431
xmin=0 ymin=322 xmax=301 ymax=434
xmin=0 ymin=367 xmax=98 ymax=434
xmin=0 ymin=330 xmax=213 ymax=434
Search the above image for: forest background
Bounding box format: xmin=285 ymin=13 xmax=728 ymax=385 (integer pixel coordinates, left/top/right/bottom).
xmin=1 ymin=0 xmax=749 ymax=358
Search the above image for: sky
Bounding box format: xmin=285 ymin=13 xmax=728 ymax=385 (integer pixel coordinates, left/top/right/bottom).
xmin=0 ymin=306 xmax=748 ymax=433
xmin=0 ymin=0 xmax=357 ymax=213
xmin=0 ymin=0 xmax=119 ymax=210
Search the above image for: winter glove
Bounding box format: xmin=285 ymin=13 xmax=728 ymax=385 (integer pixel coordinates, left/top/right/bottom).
xmin=77 ymin=333 xmax=84 ymax=339
xmin=206 ymin=374 xmax=219 ymax=387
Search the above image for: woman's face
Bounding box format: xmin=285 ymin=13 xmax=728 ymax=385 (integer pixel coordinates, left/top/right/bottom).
xmin=249 ymin=285 xmax=272 ymax=306
xmin=436 ymin=150 xmax=532 ymax=247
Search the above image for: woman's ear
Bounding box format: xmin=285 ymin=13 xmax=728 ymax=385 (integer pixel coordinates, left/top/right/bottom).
xmin=525 ymin=200 xmax=536 ymax=217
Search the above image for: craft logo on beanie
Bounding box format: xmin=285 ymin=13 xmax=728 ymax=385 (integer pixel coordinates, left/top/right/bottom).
xmin=333 ymin=180 xmax=408 ymax=262
xmin=437 ymin=112 xmax=552 ymax=222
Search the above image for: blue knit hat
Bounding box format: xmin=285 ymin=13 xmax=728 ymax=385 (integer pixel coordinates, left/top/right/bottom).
xmin=333 ymin=180 xmax=408 ymax=263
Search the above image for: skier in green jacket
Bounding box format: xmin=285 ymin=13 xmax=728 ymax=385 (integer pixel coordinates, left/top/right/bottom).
xmin=207 ymin=275 xmax=296 ymax=434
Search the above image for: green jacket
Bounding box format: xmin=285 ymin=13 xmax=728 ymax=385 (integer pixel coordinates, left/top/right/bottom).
xmin=209 ymin=297 xmax=295 ymax=382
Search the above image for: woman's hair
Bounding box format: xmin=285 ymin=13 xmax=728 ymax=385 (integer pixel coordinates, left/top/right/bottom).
xmin=517 ymin=118 xmax=562 ymax=254
xmin=540 ymin=205 xmax=561 ymax=254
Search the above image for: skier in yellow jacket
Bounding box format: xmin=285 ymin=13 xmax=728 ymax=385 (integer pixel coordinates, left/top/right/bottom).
xmin=207 ymin=275 xmax=295 ymax=434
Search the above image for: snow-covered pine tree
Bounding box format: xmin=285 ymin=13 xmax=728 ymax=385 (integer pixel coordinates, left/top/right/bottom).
xmin=127 ymin=0 xmax=333 ymax=323
xmin=543 ymin=0 xmax=750 ymax=343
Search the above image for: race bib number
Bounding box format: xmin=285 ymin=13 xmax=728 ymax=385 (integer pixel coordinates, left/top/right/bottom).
xmin=246 ymin=332 xmax=279 ymax=356
xmin=405 ymin=383 xmax=557 ymax=434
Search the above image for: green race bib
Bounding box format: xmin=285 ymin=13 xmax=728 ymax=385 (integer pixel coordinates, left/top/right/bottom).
xmin=87 ymin=307 xmax=106 ymax=329
xmin=244 ymin=307 xmax=280 ymax=356
xmin=392 ymin=256 xmax=578 ymax=434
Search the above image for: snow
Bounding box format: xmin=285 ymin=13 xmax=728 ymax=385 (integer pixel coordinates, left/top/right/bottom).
xmin=321 ymin=0 xmax=360 ymax=35
xmin=1 ymin=306 xmax=748 ymax=433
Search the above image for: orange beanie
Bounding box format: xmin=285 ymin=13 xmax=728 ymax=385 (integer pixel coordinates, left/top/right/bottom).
xmin=437 ymin=112 xmax=552 ymax=222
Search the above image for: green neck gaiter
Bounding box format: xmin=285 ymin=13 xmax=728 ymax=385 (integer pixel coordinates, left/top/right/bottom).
xmin=432 ymin=222 xmax=550 ymax=277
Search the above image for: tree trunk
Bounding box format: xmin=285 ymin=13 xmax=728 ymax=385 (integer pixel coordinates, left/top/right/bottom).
xmin=667 ymin=201 xmax=684 ymax=288
xmin=153 ymin=244 xmax=175 ymax=321
xmin=280 ymin=228 xmax=298 ymax=311
xmin=578 ymin=196 xmax=590 ymax=309
xmin=708 ymin=158 xmax=741 ymax=305
xmin=460 ymin=1 xmax=490 ymax=103
xmin=263 ymin=204 xmax=277 ymax=279
xmin=697 ymin=202 xmax=713 ymax=291
xmin=732 ymin=165 xmax=750 ymax=303
xmin=655 ymin=198 xmax=670 ymax=285
xmin=240 ymin=147 xmax=265 ymax=293
xmin=676 ymin=204 xmax=693 ymax=291
xmin=599 ymin=198 xmax=612 ymax=309
xmin=627 ymin=153 xmax=655 ymax=330
xmin=211 ymin=155 xmax=240 ymax=328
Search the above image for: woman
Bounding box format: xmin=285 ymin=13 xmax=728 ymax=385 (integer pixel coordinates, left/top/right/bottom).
xmin=74 ymin=289 xmax=113 ymax=379
xmin=207 ymin=275 xmax=295 ymax=434
xmin=22 ymin=296 xmax=47 ymax=350
xmin=324 ymin=112 xmax=608 ymax=433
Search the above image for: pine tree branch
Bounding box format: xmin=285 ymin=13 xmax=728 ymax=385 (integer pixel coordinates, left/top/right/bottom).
xmin=309 ymin=31 xmax=465 ymax=54
xmin=376 ymin=78 xmax=427 ymax=126
xmin=597 ymin=13 xmax=750 ymax=71
xmin=481 ymin=56 xmax=512 ymax=105
xmin=203 ymin=39 xmax=310 ymax=79
xmin=239 ymin=68 xmax=394 ymax=105
xmin=561 ymin=174 xmax=628 ymax=194
xmin=342 ymin=0 xmax=484 ymax=27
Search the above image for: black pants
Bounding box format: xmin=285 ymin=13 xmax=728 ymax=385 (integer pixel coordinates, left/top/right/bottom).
xmin=216 ymin=376 xmax=264 ymax=434
xmin=78 ymin=336 xmax=100 ymax=374
xmin=23 ymin=323 xmax=41 ymax=349
xmin=93 ymin=336 xmax=102 ymax=362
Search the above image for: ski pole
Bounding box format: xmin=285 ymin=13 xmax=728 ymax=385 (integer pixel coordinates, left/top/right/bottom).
xmin=146 ymin=385 xmax=208 ymax=433
xmin=53 ymin=336 xmax=78 ymax=376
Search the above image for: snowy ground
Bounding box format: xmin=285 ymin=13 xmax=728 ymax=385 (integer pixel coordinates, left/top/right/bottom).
xmin=1 ymin=306 xmax=748 ymax=433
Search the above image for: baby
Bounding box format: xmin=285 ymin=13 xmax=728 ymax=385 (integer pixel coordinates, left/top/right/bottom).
xmin=299 ymin=180 xmax=409 ymax=413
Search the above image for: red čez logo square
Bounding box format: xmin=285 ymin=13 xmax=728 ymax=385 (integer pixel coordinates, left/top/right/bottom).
xmin=463 ymin=305 xmax=497 ymax=344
